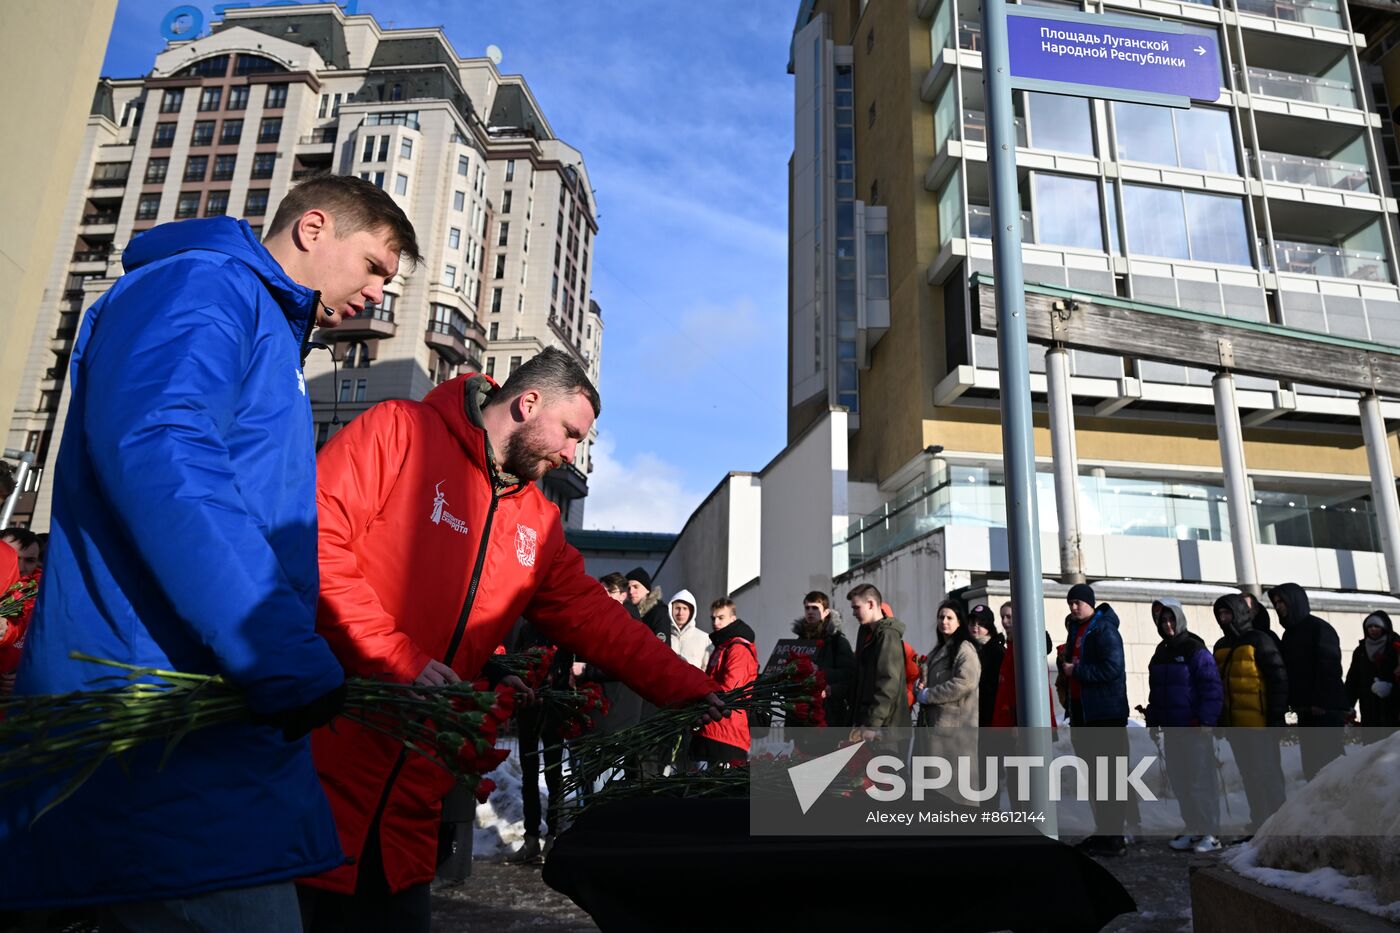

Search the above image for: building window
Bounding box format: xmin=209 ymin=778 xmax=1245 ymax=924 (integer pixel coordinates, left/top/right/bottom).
xmin=444 ymin=264 xmax=457 ymax=288
xmin=509 ymin=355 xmax=522 ymax=374
xmin=1121 ymin=183 xmax=1251 ymax=266
xmin=449 ymin=227 xmax=462 ymax=249
xmin=159 ymin=89 xmax=183 ymax=113
xmin=453 ymin=190 xmax=465 ymax=211
xmin=244 ymin=189 xmax=269 ymax=216
xmin=183 ymin=155 xmax=208 ymax=182
xmin=373 ymin=171 xmax=385 ymax=188
xmin=212 ymin=154 xmax=237 ymax=181
xmin=505 ymin=159 xmax=515 ymax=182
xmin=400 ymin=137 xmax=413 ymax=159
xmin=377 ymin=136 xmax=390 ymax=162
xmin=489 ymin=322 xmax=499 ymax=340
xmin=362 ymin=135 xmax=376 ymax=162
xmin=136 ymin=193 xmax=160 ymax=220
xmin=218 ymin=119 xmax=242 ymax=145
xmin=227 ymin=85 xmax=249 ymax=111
xmin=394 ymin=173 xmax=408 ymax=195
xmin=316 ymin=422 xmax=331 ymax=448
xmin=339 ymin=378 xmax=368 ymax=403
xmin=502 ymin=190 xmax=512 ymax=213
xmin=177 ymin=54 xmax=230 ymax=78
xmin=551 ymin=273 xmax=559 ymax=298
xmin=204 ymin=190 xmax=229 ymax=216
xmin=497 ymin=222 xmax=509 ymax=247
xmin=485 ymin=356 xmax=495 ymax=377
xmin=257 ymin=117 xmax=281 ymax=144
xmin=198 ymin=87 xmax=222 ymax=112
xmin=494 ymin=255 xmax=506 ymax=279
xmin=264 ymin=83 xmax=288 ymax=109
xmin=319 ymin=94 xmax=329 ymax=118
xmin=192 ymin=121 xmax=217 ymax=146
xmin=458 ymin=154 xmax=469 ymax=176
xmin=1113 ymin=103 xmax=1238 ymax=175
xmin=251 ymin=152 xmax=275 ymax=179
xmin=152 ymin=122 xmax=178 ymax=148
xmin=1031 ymin=173 xmax=1105 ymax=252
xmin=144 ymin=158 xmax=169 ymax=184
xmin=175 ymin=192 xmax=200 ymax=219
xmin=345 ymin=341 xmax=371 ymax=368
xmin=491 ymin=287 xmax=502 ymax=313
xmin=332 ymin=93 xmax=342 ymax=115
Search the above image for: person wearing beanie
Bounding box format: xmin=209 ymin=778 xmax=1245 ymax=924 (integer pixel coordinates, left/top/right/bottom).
xmin=625 ymin=567 xmax=671 ymax=643
xmin=1143 ymin=599 xmax=1224 ymax=853
xmin=967 ymin=604 xmax=1005 ymax=727
xmin=1059 ymin=583 xmax=1129 ymax=856
xmin=667 ymin=589 xmax=712 ymax=670
xmin=1344 ymin=610 xmax=1400 ymax=733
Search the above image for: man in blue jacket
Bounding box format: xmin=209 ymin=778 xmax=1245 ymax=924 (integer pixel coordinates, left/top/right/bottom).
xmin=1 ymin=175 xmax=420 ymax=928
xmin=1059 ymin=583 xmax=1130 ymax=856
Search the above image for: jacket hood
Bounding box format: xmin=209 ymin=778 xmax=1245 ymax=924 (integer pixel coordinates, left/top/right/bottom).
xmin=1066 ymin=603 xmax=1120 ymax=632
xmin=870 ymin=616 xmax=907 ymax=640
xmin=1267 ymin=583 xmax=1311 ymax=629
xmin=670 ymin=589 xmax=698 ymax=628
xmin=637 ymin=585 xmax=664 ymax=618
xmin=792 ymin=607 xmax=844 ymax=639
xmin=1213 ymin=593 xmax=1255 ymax=639
xmin=1363 ymin=610 xmax=1394 ymax=637
xmin=423 ymin=374 xmax=528 ymax=493
xmin=1154 ymin=598 xmax=1189 ymax=639
xmin=712 ymin=619 xmax=756 ymax=646
xmin=123 ymin=217 xmax=317 ymax=342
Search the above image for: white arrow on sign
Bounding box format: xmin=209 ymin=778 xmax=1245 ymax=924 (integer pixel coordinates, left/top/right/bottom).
xmin=1194 ymin=45 xmax=1207 ymax=55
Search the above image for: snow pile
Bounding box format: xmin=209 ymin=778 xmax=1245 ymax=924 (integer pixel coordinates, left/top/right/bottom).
xmin=1223 ymin=732 xmax=1400 ymax=920
xmin=473 ymin=737 xmax=549 ymax=859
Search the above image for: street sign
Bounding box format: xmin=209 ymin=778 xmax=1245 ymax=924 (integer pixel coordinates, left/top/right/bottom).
xmin=1005 ymin=7 xmax=1220 ymax=107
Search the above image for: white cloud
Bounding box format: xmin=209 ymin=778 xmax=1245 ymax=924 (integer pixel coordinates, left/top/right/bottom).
xmin=583 ymin=434 xmax=709 ymax=533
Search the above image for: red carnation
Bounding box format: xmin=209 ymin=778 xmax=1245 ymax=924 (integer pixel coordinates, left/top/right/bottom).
xmin=474 ymin=777 xmax=496 ymax=803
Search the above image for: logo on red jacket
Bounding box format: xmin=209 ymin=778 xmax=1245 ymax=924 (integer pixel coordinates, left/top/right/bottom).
xmin=430 ymin=481 xmax=470 ymax=536
xmin=515 ymin=523 xmax=538 ymax=567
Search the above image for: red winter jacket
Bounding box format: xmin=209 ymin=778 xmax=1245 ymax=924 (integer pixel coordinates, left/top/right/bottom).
xmin=696 ymin=621 xmax=758 ymax=751
xmin=990 ymin=640 xmax=1058 ymax=728
xmin=304 ymin=375 xmax=718 ymax=894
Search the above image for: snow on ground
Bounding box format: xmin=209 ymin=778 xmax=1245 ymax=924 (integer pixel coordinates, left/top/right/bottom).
xmin=474 ymin=737 xmax=548 ymax=859
xmin=1226 ymin=843 xmax=1400 ymax=922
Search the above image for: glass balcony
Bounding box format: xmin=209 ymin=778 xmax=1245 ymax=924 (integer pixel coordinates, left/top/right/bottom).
xmin=1235 ymin=0 xmax=1344 ymax=30
xmin=1271 ymin=238 xmax=1389 ymax=281
xmin=959 ymin=19 xmax=981 ymax=52
xmin=833 ymin=464 xmax=1383 ymax=573
xmin=1244 ymin=67 xmax=1357 ymax=109
xmin=961 ymin=109 xmax=1027 ymax=146
xmin=968 ymin=204 xmax=1034 ymax=243
xmin=1256 ymin=150 xmax=1370 ymax=193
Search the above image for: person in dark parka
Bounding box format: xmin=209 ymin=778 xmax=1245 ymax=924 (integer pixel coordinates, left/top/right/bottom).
xmin=1144 ymin=598 xmax=1224 ymax=851
xmin=793 ymin=591 xmax=856 ymax=728
xmin=967 ymin=603 xmax=1006 ymax=727
xmin=848 ymin=583 xmax=912 ymax=732
xmin=1268 ymin=583 xmax=1347 ymax=779
xmin=1344 ymin=610 xmax=1400 ymax=733
xmin=1213 ymin=593 xmax=1288 ymax=833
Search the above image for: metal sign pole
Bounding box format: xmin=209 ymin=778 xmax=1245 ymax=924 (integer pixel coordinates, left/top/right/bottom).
xmin=981 ymin=0 xmax=1053 ymax=830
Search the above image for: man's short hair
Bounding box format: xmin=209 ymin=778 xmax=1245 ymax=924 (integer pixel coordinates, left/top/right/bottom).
xmin=490 ymin=347 xmax=601 ymax=418
xmin=0 ymin=526 xmax=37 ymax=550
xmin=599 ymin=572 xmax=628 ymax=593
xmin=803 ymin=591 xmax=829 ymax=610
xmin=265 ymin=174 xmax=422 ymax=267
xmin=711 ymin=597 xmax=736 ymax=614
xmin=846 ymin=583 xmax=882 ymax=606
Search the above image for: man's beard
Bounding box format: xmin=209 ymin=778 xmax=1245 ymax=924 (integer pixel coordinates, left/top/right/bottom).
xmin=500 ymin=421 xmax=560 ymax=481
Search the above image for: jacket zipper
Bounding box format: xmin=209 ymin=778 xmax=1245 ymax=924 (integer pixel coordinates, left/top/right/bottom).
xmin=298 ymin=290 xmax=320 ymax=364
xmin=365 ymin=480 xmax=522 ymax=847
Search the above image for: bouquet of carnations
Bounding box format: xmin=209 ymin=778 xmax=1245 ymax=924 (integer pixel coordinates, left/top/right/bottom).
xmin=0 ymin=644 xmax=608 ymax=824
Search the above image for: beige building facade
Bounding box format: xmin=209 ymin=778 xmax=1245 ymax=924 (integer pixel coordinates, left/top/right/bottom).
xmin=5 ymin=3 xmax=602 ymax=529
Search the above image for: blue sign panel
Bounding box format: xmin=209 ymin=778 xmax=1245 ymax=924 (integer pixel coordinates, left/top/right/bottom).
xmin=1007 ymin=9 xmax=1220 ymax=105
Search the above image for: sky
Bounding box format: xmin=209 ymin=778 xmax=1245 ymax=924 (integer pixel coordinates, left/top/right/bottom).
xmin=100 ymin=0 xmax=796 ymax=533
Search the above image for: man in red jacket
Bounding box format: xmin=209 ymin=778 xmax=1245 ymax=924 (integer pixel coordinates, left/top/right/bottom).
xmin=301 ymin=348 xmax=723 ymax=931
xmin=692 ymin=598 xmax=758 ymax=766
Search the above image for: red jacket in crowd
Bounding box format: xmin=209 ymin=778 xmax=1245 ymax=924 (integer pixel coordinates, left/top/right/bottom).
xmin=304 ymin=374 xmax=718 ymax=895
xmin=696 ymin=621 xmax=758 ymax=751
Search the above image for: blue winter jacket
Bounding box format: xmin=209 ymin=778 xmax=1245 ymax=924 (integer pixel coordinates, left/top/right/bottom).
xmin=0 ymin=218 xmax=346 ymax=908
xmin=1145 ymin=630 xmax=1225 ymax=728
xmin=1065 ymin=603 xmax=1129 ymax=723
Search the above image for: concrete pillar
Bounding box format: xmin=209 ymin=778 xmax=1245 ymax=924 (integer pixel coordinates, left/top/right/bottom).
xmin=1090 ymin=467 xmax=1106 ymax=479
xmin=1213 ymin=372 xmax=1260 ymax=595
xmin=1359 ymin=394 xmax=1400 ymax=596
xmin=1046 ymin=347 xmax=1085 ymax=584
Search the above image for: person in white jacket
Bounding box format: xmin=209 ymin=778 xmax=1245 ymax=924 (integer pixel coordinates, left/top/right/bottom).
xmin=669 ymin=589 xmax=713 ymax=670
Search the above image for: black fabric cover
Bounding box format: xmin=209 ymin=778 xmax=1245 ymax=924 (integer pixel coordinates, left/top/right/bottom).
xmin=543 ymin=797 xmax=1135 ymax=932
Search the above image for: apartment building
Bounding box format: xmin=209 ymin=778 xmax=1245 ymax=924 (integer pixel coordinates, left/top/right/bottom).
xmin=5 ymin=3 xmax=602 ymax=529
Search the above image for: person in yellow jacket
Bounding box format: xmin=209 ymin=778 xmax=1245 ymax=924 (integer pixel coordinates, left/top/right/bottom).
xmin=1213 ymin=593 xmax=1289 ymax=835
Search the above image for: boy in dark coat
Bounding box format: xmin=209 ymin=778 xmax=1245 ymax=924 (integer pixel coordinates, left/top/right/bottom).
xmin=1144 ymin=599 xmax=1224 ymax=852
xmin=794 ymin=591 xmax=856 ymax=727
xmin=1268 ymin=583 xmax=1347 ymax=779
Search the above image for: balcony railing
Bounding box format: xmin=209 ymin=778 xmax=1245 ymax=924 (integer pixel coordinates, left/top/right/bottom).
xmin=1235 ymin=0 xmax=1344 ymax=30
xmin=81 ymin=212 xmax=118 ymax=226
xmin=968 ymin=204 xmax=1035 ymax=243
xmin=962 ymin=109 xmax=1027 ymax=146
xmin=958 ymin=20 xmax=981 ymax=52
xmin=1244 ymin=66 xmax=1357 ymax=109
xmin=1271 ymin=238 xmax=1389 ymax=281
xmin=299 ymin=128 xmax=338 ymax=145
xmin=72 ymin=250 xmax=111 ymax=263
xmin=1256 ymin=150 xmax=1370 ymax=193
